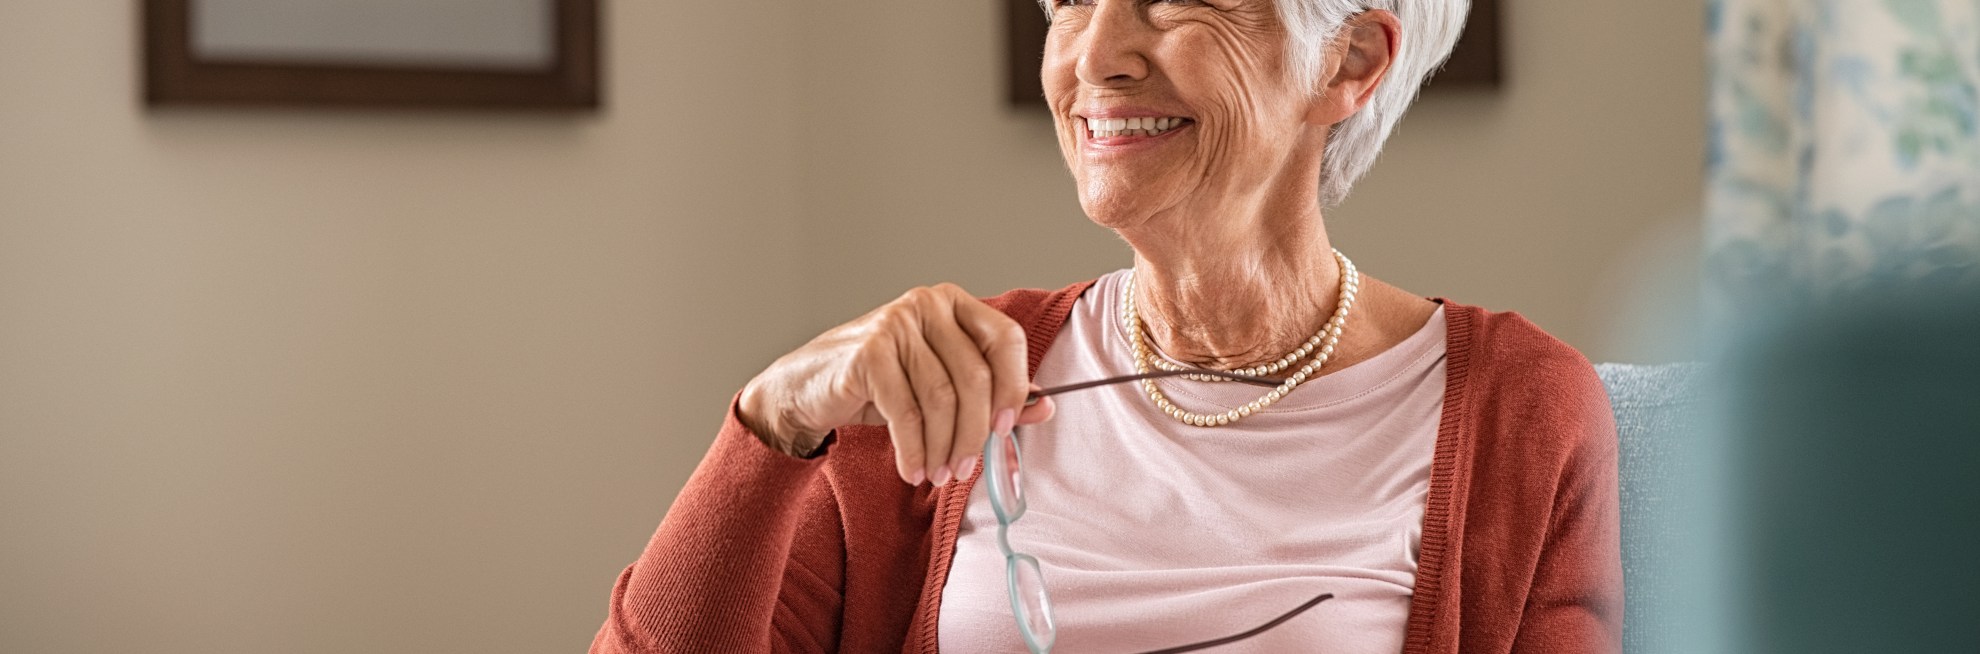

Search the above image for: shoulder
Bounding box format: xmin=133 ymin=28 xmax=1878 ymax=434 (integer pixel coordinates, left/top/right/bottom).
xmin=981 ymin=280 xmax=1100 ymax=373
xmin=1441 ymin=300 xmax=1616 ymax=460
xmin=1447 ymin=301 xmax=1608 ymax=406
xmin=980 ymin=280 xmax=1098 ymax=327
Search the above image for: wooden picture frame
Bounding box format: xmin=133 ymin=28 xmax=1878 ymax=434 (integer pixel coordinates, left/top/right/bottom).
xmin=1004 ymin=0 xmax=1502 ymax=106
xmin=144 ymin=0 xmax=600 ymax=109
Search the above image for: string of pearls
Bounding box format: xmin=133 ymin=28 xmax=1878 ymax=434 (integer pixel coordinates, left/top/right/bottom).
xmin=1124 ymin=249 xmax=1359 ymax=427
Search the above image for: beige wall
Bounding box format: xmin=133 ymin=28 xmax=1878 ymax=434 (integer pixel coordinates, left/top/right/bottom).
xmin=1 ymin=1 xmax=1702 ymax=652
xmin=0 ymin=3 xmax=805 ymax=653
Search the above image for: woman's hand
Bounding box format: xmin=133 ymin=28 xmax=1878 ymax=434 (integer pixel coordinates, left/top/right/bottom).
xmin=737 ymin=284 xmax=1056 ymax=485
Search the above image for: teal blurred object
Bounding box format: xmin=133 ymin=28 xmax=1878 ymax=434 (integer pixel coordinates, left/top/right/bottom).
xmin=1719 ymin=285 xmax=1980 ymax=653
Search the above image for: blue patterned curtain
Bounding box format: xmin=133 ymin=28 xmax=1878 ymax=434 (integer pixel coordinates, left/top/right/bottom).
xmin=1706 ymin=0 xmax=1980 ymax=306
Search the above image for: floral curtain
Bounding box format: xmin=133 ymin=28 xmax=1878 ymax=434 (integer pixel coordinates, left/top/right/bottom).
xmin=1706 ymin=0 xmax=1980 ymax=305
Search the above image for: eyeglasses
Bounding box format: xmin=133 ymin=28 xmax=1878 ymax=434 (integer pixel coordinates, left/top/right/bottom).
xmin=985 ymin=369 xmax=1337 ymax=654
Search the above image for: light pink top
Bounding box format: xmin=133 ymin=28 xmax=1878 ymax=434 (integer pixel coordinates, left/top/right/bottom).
xmin=939 ymin=269 xmax=1447 ymax=653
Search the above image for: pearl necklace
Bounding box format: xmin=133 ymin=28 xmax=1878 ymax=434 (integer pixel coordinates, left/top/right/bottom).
xmin=1123 ymin=249 xmax=1359 ymax=427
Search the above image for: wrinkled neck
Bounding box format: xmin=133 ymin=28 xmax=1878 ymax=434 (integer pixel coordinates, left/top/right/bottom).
xmin=1124 ymin=206 xmax=1343 ymax=372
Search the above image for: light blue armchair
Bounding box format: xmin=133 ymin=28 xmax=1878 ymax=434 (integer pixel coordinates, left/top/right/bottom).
xmin=1596 ymin=363 xmax=1705 ymax=654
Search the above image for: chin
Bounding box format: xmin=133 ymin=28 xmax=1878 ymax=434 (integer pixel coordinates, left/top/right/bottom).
xmin=1076 ymin=189 xmax=1160 ymax=231
xmin=1074 ymin=173 xmax=1190 ymax=233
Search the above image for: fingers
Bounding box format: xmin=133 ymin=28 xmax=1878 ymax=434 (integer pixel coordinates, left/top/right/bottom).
xmin=861 ymin=345 xmax=928 ymax=484
xmin=863 ymin=285 xmax=1053 ymax=488
xmin=953 ymin=295 xmax=1032 ymax=425
xmin=899 ymin=329 xmax=958 ymax=486
xmin=922 ymin=310 xmax=995 ymax=485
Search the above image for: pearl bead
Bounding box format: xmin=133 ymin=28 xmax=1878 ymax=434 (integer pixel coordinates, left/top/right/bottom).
xmin=1124 ymin=249 xmax=1356 ymax=427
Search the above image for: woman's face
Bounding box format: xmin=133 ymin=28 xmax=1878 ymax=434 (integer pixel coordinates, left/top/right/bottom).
xmin=1043 ymin=0 xmax=1321 ymax=230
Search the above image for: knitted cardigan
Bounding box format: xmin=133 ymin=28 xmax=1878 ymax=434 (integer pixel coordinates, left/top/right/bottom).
xmin=591 ymin=281 xmax=1623 ymax=653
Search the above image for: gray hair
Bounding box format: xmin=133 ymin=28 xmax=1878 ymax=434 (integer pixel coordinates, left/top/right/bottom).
xmin=1041 ymin=1 xmax=1470 ymax=206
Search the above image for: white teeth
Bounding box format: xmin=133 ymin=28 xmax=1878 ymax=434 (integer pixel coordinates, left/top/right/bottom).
xmin=1085 ymin=116 xmax=1189 ymax=139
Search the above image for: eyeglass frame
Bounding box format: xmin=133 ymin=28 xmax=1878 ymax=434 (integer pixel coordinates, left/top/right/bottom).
xmin=981 ymin=368 xmax=1337 ymax=654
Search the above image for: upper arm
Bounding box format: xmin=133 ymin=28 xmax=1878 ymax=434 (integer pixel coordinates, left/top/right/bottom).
xmin=1512 ymin=363 xmax=1624 ymax=653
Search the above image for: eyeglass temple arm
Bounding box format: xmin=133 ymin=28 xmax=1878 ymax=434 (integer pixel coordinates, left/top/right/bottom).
xmin=1023 ymin=369 xmax=1281 ymax=406
xmin=1132 ymin=593 xmax=1334 ymax=654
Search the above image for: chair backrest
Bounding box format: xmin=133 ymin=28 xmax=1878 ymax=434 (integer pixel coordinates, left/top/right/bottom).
xmin=1596 ymin=362 xmax=1706 ymax=654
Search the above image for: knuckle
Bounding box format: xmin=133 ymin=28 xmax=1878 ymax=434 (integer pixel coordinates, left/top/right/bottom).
xmin=893 ymin=403 xmax=923 ymax=427
xmin=876 ymin=303 xmax=912 ymax=328
xmin=998 ymin=319 xmax=1025 ymax=342
xmin=987 ymin=329 xmax=1023 ymax=354
xmin=959 ymin=365 xmax=993 ymax=391
xmin=924 ymin=382 xmax=958 ymax=409
xmin=852 ymin=337 xmax=893 ymax=369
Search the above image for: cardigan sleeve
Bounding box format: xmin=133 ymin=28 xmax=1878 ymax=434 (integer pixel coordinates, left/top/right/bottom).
xmin=1510 ymin=366 xmax=1625 ymax=653
xmin=590 ymin=395 xmax=848 ymax=653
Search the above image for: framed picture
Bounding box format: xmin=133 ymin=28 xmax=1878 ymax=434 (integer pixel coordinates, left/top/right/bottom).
xmin=144 ymin=0 xmax=600 ymax=109
xmin=1004 ymin=0 xmax=1502 ymax=106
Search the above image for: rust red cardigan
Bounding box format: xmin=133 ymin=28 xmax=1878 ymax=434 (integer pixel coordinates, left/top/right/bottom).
xmin=591 ymin=282 xmax=1623 ymax=653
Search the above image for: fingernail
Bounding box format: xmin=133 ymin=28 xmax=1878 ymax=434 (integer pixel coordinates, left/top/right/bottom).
xmin=908 ymin=469 xmax=926 ymax=486
xmin=959 ymin=455 xmax=980 ymax=476
xmin=994 ymin=408 xmax=1017 ymax=435
xmin=933 ymin=465 xmax=953 ymax=486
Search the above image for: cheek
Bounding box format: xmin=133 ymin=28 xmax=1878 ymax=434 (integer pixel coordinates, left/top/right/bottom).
xmin=1042 ymin=31 xmax=1083 ymax=161
xmin=1040 ymin=17 xmax=1091 ymax=111
xmin=1163 ymin=29 xmax=1304 ymax=161
xmin=1041 ymin=30 xmax=1076 ymax=98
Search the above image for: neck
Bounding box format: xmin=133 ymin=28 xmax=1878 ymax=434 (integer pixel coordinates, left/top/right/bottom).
xmin=1120 ymin=197 xmax=1343 ymax=372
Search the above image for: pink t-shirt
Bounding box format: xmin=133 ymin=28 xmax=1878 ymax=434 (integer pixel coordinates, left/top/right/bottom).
xmin=939 ymin=269 xmax=1447 ymax=653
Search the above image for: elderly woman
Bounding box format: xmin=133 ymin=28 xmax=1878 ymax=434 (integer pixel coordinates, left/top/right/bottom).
xmin=592 ymin=0 xmax=1619 ymax=652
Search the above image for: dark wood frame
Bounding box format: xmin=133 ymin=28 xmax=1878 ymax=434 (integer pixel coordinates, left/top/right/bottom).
xmin=1005 ymin=0 xmax=1501 ymax=106
xmin=144 ymin=0 xmax=600 ymax=109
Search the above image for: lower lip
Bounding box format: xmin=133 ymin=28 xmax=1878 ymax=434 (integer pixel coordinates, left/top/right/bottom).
xmin=1082 ymin=122 xmax=1192 ymax=153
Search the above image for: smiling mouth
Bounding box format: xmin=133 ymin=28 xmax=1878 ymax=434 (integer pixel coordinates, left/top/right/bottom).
xmin=1080 ymin=116 xmax=1194 ymax=139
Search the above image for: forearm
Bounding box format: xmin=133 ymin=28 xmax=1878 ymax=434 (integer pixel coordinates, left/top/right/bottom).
xmin=591 ymin=396 xmax=834 ymax=653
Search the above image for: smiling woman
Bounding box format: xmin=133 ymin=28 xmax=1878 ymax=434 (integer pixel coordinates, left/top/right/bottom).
xmin=590 ymin=1 xmax=1621 ymax=652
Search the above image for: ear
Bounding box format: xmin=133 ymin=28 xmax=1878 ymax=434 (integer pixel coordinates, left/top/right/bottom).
xmin=1303 ymin=10 xmax=1401 ymax=127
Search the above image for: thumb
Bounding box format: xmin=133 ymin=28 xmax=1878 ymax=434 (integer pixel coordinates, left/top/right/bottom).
xmin=1015 ymin=383 xmax=1056 ymax=425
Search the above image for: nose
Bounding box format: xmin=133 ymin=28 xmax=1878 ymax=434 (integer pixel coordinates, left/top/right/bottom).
xmin=1073 ymin=1 xmax=1153 ymax=88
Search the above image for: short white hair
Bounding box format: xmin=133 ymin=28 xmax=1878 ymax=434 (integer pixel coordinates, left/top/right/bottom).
xmin=1042 ymin=1 xmax=1470 ymax=206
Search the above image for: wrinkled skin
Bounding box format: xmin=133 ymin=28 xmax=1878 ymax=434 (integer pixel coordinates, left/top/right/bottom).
xmin=1045 ymin=0 xmax=1321 ymax=237
xmin=1042 ymin=0 xmax=1422 ymax=372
